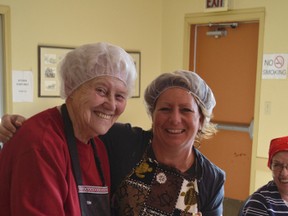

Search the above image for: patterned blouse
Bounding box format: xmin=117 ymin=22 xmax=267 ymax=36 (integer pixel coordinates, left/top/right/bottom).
xmin=112 ymin=146 xmax=201 ymax=215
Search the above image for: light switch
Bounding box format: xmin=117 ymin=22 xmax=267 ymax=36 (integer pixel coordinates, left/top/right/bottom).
xmin=264 ymin=101 xmax=271 ymax=115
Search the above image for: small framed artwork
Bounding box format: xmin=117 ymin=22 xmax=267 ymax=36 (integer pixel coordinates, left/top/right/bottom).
xmin=128 ymin=51 xmax=141 ymax=98
xmin=38 ymin=45 xmax=74 ymax=97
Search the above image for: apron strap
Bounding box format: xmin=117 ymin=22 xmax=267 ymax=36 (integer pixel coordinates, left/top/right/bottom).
xmin=61 ymin=104 xmax=88 ymax=216
xmin=90 ymin=139 xmax=105 ymax=186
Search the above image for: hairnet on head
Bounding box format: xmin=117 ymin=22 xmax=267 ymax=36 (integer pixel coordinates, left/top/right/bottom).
xmin=144 ymin=70 xmax=216 ymax=118
xmin=59 ymin=42 xmax=137 ymax=99
xmin=268 ymin=136 xmax=288 ymax=168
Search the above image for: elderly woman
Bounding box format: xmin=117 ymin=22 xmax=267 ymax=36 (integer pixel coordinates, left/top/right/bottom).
xmin=241 ymin=136 xmax=288 ymax=215
xmin=112 ymin=70 xmax=225 ymax=215
xmin=0 ymin=70 xmax=225 ymax=215
xmin=0 ymin=42 xmax=137 ymax=216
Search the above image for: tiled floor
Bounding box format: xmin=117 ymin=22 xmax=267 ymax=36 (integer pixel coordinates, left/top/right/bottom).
xmin=223 ymin=197 xmax=245 ymax=216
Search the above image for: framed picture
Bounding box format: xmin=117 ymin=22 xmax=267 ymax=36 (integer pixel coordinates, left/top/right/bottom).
xmin=128 ymin=51 xmax=141 ymax=98
xmin=38 ymin=45 xmax=74 ymax=97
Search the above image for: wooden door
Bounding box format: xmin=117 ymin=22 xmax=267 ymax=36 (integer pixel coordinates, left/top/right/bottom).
xmin=189 ymin=22 xmax=259 ymax=200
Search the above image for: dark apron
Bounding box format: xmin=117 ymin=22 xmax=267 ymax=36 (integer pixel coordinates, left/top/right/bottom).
xmin=61 ymin=104 xmax=111 ymax=216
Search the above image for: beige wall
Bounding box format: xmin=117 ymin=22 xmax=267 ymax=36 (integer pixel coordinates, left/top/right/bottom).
xmin=1 ymin=0 xmax=288 ymax=195
xmin=1 ymin=0 xmax=163 ymax=130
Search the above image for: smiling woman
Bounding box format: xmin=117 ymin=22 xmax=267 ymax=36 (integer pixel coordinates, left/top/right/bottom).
xmin=112 ymin=70 xmax=225 ymax=216
xmin=151 ymin=87 xmax=202 ymax=165
xmin=0 ymin=69 xmax=225 ymax=216
xmin=241 ymin=136 xmax=288 ymax=215
xmin=0 ymin=42 xmax=137 ymax=216
xmin=67 ymin=76 xmax=128 ymax=142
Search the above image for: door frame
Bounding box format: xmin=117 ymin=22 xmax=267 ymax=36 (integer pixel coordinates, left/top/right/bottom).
xmin=0 ymin=5 xmax=12 ymax=114
xmin=183 ymin=8 xmax=265 ymax=194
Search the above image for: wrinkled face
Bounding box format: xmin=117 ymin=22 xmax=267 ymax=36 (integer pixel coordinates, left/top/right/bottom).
xmin=69 ymin=76 xmax=128 ymax=137
xmin=271 ymin=151 xmax=288 ymax=198
xmin=152 ymin=87 xmax=203 ymax=150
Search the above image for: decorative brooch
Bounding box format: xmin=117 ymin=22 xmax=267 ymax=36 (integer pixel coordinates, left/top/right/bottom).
xmin=156 ymin=172 xmax=167 ymax=184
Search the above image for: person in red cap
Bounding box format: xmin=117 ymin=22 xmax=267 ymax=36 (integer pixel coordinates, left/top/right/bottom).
xmin=240 ymin=136 xmax=288 ymax=215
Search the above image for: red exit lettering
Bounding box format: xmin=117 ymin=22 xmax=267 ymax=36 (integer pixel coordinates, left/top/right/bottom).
xmin=206 ymin=0 xmax=224 ymax=8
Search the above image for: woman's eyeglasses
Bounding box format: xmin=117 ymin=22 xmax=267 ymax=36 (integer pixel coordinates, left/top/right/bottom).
xmin=271 ymin=163 xmax=288 ymax=172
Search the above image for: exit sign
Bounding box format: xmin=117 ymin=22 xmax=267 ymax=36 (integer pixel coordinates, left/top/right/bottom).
xmin=204 ymin=0 xmax=229 ymax=12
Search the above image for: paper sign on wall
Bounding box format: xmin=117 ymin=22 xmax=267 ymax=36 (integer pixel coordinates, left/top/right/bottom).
xmin=12 ymin=70 xmax=33 ymax=102
xmin=262 ymin=54 xmax=288 ymax=79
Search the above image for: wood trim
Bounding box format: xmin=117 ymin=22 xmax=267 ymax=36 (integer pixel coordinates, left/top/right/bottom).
xmin=183 ymin=7 xmax=265 ymax=194
xmin=0 ymin=5 xmax=12 ymax=113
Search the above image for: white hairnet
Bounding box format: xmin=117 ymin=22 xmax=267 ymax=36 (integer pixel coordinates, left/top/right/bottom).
xmin=59 ymin=42 xmax=137 ymax=99
xmin=144 ymin=70 xmax=216 ymax=118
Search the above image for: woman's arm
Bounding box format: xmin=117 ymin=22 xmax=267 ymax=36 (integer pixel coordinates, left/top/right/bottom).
xmin=0 ymin=114 xmax=26 ymax=143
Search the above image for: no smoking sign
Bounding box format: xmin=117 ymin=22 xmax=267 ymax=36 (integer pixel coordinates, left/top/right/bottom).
xmin=262 ymin=54 xmax=288 ymax=79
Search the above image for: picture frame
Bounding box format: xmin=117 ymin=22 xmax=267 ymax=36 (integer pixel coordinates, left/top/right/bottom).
xmin=128 ymin=51 xmax=141 ymax=98
xmin=38 ymin=45 xmax=74 ymax=97
xmin=38 ymin=46 xmax=141 ymax=98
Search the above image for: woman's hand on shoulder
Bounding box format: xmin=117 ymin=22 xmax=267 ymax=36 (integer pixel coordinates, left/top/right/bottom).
xmin=0 ymin=114 xmax=26 ymax=143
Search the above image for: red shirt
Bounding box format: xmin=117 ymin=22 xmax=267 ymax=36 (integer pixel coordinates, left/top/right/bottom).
xmin=0 ymin=107 xmax=110 ymax=216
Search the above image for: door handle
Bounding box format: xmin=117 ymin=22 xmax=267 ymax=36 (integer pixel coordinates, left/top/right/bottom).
xmin=214 ymin=119 xmax=254 ymax=140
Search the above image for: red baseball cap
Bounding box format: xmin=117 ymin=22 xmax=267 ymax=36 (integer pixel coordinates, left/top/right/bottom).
xmin=268 ymin=136 xmax=288 ymax=168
